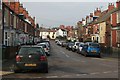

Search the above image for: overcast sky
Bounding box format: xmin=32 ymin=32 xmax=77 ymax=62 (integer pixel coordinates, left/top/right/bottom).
xmin=21 ymin=1 xmax=117 ymax=28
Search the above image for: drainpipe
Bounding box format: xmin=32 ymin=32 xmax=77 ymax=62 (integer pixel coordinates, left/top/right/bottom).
xmin=2 ymin=2 xmax=4 ymax=45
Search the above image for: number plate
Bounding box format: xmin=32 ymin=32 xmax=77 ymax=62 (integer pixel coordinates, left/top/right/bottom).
xmin=25 ymin=64 xmax=36 ymax=66
xmin=91 ymin=50 xmax=96 ymax=52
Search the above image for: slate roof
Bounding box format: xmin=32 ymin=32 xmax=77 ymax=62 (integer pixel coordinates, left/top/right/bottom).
xmin=94 ymin=7 xmax=120 ymax=24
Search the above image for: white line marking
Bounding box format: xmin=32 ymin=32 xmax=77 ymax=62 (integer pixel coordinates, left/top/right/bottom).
xmin=46 ymin=76 xmax=58 ymax=78
xmin=81 ymin=61 xmax=86 ymax=63
xmin=66 ymin=55 xmax=70 ymax=58
xmin=0 ymin=71 xmax=14 ymax=76
xmin=114 ymin=71 xmax=118 ymax=73
xmin=103 ymin=71 xmax=111 ymax=74
xmin=62 ymin=52 xmax=65 ymax=54
xmin=81 ymin=74 xmax=87 ymax=76
xmin=61 ymin=75 xmax=70 ymax=77
xmin=91 ymin=58 xmax=105 ymax=61
xmin=90 ymin=72 xmax=100 ymax=75
xmin=76 ymin=74 xmax=81 ymax=76
xmin=61 ymin=51 xmax=70 ymax=58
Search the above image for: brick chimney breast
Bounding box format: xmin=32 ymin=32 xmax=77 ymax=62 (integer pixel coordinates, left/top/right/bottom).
xmin=108 ymin=3 xmax=115 ymax=11
xmin=90 ymin=13 xmax=93 ymax=17
xmin=94 ymin=8 xmax=101 ymax=17
xmin=116 ymin=0 xmax=120 ymax=8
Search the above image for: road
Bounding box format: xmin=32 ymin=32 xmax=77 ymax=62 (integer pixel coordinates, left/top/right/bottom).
xmin=2 ymin=40 xmax=118 ymax=78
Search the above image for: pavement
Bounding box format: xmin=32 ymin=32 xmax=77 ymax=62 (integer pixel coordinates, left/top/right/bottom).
xmin=0 ymin=59 xmax=15 ymax=76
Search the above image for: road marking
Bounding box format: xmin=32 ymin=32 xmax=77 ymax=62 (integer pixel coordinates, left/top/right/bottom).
xmin=91 ymin=58 xmax=118 ymax=62
xmin=90 ymin=72 xmax=100 ymax=75
xmin=61 ymin=51 xmax=70 ymax=58
xmin=81 ymin=74 xmax=87 ymax=76
xmin=61 ymin=51 xmax=65 ymax=54
xmin=114 ymin=71 xmax=118 ymax=73
xmin=46 ymin=76 xmax=58 ymax=78
xmin=76 ymin=74 xmax=82 ymax=76
xmin=103 ymin=71 xmax=112 ymax=74
xmin=81 ymin=61 xmax=86 ymax=63
xmin=66 ymin=55 xmax=70 ymax=58
xmin=61 ymin=75 xmax=70 ymax=77
xmin=91 ymin=58 xmax=105 ymax=61
xmin=0 ymin=71 xmax=14 ymax=76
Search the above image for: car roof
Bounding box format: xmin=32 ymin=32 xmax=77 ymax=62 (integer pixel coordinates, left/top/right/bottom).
xmin=21 ymin=45 xmax=42 ymax=48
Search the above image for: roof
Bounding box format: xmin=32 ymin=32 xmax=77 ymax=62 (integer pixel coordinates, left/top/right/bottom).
xmin=94 ymin=7 xmax=120 ymax=24
xmin=21 ymin=45 xmax=42 ymax=48
xmin=40 ymin=28 xmax=49 ymax=32
xmin=61 ymin=29 xmax=67 ymax=31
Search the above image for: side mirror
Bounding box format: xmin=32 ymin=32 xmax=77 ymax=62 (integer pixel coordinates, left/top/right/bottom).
xmin=16 ymin=52 xmax=18 ymax=55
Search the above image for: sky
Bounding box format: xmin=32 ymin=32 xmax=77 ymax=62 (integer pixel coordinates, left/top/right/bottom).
xmin=20 ymin=0 xmax=117 ymax=28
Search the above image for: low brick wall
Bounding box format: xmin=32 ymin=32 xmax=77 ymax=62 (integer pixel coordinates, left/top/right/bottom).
xmin=100 ymin=44 xmax=119 ymax=58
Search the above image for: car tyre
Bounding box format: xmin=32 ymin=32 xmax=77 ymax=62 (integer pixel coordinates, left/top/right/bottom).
xmin=98 ymin=54 xmax=102 ymax=58
xmin=41 ymin=64 xmax=48 ymax=73
xmin=84 ymin=52 xmax=88 ymax=57
xmin=14 ymin=69 xmax=21 ymax=73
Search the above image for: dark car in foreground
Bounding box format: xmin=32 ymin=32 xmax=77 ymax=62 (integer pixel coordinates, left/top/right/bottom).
xmin=14 ymin=45 xmax=48 ymax=73
xmin=81 ymin=42 xmax=101 ymax=57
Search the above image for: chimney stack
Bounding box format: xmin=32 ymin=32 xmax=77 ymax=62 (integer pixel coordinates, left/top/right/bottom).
xmin=116 ymin=0 xmax=120 ymax=8
xmin=108 ymin=3 xmax=115 ymax=11
xmin=94 ymin=8 xmax=101 ymax=17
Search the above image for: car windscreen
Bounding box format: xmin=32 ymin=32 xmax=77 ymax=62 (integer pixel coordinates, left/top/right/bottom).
xmin=90 ymin=44 xmax=100 ymax=48
xmin=18 ymin=47 xmax=43 ymax=55
xmin=69 ymin=43 xmax=74 ymax=46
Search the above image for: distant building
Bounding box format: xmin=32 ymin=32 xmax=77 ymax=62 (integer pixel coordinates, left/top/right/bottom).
xmin=39 ymin=28 xmax=56 ymax=39
xmin=56 ymin=28 xmax=67 ymax=37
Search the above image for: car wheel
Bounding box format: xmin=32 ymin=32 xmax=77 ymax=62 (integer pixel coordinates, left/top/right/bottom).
xmin=84 ymin=52 xmax=88 ymax=57
xmin=14 ymin=69 xmax=21 ymax=73
xmin=98 ymin=54 xmax=101 ymax=58
xmin=42 ymin=67 xmax=48 ymax=73
xmin=41 ymin=64 xmax=48 ymax=73
xmin=44 ymin=68 xmax=48 ymax=73
xmin=47 ymin=54 xmax=50 ymax=56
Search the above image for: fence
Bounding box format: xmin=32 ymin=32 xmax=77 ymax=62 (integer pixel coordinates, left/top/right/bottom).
xmin=2 ymin=46 xmax=19 ymax=60
xmin=100 ymin=43 xmax=119 ymax=58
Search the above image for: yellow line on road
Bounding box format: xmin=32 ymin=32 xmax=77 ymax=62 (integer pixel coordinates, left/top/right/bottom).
xmin=0 ymin=71 xmax=14 ymax=76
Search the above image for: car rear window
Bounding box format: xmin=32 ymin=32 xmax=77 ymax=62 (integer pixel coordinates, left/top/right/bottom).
xmin=18 ymin=47 xmax=43 ymax=55
xmin=37 ymin=44 xmax=46 ymax=48
xmin=90 ymin=44 xmax=100 ymax=47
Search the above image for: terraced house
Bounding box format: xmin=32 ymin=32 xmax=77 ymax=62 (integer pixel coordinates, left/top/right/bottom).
xmin=2 ymin=0 xmax=40 ymax=59
xmin=111 ymin=0 xmax=120 ymax=48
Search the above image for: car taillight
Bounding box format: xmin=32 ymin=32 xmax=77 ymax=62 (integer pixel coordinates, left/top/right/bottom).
xmin=40 ymin=56 xmax=47 ymax=61
xmin=46 ymin=48 xmax=49 ymax=50
xmin=16 ymin=55 xmax=21 ymax=62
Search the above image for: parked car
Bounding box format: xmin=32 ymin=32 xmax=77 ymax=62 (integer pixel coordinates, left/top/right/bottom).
xmin=37 ymin=43 xmax=50 ymax=56
xmin=61 ymin=41 xmax=67 ymax=47
xmin=40 ymin=40 xmax=51 ymax=48
xmin=81 ymin=42 xmax=101 ymax=57
xmin=56 ymin=40 xmax=62 ymax=46
xmin=14 ymin=45 xmax=48 ymax=73
xmin=71 ymin=42 xmax=80 ymax=52
xmin=55 ymin=39 xmax=59 ymax=43
xmin=77 ymin=42 xmax=84 ymax=54
xmin=66 ymin=42 xmax=74 ymax=50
